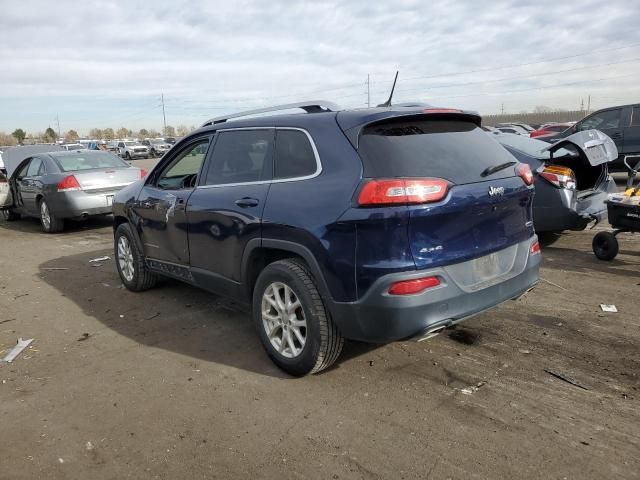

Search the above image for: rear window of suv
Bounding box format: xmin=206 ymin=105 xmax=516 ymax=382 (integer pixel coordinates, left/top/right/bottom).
xmin=358 ymin=118 xmax=518 ymax=184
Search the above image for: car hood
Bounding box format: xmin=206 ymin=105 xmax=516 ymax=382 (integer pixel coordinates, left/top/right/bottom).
xmin=2 ymin=145 xmax=65 ymax=176
xmin=541 ymin=129 xmax=618 ymax=166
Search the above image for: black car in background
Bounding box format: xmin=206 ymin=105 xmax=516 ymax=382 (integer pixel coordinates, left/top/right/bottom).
xmin=550 ymin=104 xmax=640 ymax=170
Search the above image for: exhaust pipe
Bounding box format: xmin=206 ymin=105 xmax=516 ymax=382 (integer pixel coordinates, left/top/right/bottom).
xmin=410 ymin=320 xmax=453 ymax=342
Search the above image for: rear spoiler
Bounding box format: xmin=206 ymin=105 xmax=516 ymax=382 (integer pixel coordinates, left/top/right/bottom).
xmin=339 ymin=107 xmax=482 ymax=149
xmin=542 ymin=129 xmax=618 ymax=166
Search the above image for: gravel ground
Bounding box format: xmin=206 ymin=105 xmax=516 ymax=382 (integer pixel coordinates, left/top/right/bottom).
xmin=0 ymin=213 xmax=638 ymax=479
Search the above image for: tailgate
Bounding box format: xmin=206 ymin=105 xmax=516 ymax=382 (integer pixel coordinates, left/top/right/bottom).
xmin=409 ymin=176 xmax=534 ymax=269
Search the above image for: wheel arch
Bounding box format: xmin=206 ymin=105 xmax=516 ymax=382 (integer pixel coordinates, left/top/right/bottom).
xmin=242 ymin=239 xmax=334 ymax=305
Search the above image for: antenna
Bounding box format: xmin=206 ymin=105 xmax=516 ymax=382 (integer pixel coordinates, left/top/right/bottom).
xmin=377 ymin=71 xmax=399 ymax=107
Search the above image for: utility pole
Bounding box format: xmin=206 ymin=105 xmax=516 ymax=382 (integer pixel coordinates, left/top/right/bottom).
xmin=500 ymin=103 xmax=504 ymax=115
xmin=56 ymin=114 xmax=61 ymax=139
xmin=161 ymin=93 xmax=167 ymax=135
xmin=366 ymin=74 xmax=370 ymax=108
xmin=580 ymin=98 xmax=584 ymax=111
xmin=587 ymin=95 xmax=591 ymax=113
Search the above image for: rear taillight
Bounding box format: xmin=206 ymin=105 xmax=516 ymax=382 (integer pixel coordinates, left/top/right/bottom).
xmin=57 ymin=175 xmax=81 ymax=192
xmin=540 ymin=165 xmax=576 ymax=190
xmin=517 ymin=164 xmax=534 ymax=186
xmin=358 ymin=178 xmax=449 ymax=206
xmin=388 ymin=276 xmax=440 ymax=295
xmin=140 ymin=169 xmax=148 ymax=178
xmin=530 ymin=241 xmax=541 ymax=255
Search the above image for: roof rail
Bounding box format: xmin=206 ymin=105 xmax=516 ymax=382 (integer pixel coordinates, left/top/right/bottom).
xmin=200 ymin=100 xmax=341 ymax=127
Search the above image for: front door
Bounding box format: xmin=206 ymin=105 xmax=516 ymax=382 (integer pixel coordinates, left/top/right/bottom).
xmin=188 ymin=128 xmax=274 ymax=282
xmin=133 ymin=137 xmax=211 ymax=265
xmin=19 ymin=157 xmax=45 ymax=214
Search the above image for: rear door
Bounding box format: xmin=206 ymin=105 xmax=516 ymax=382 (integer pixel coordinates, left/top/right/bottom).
xmin=187 ymin=128 xmax=274 ymax=282
xmin=133 ymin=137 xmax=211 ymax=264
xmin=357 ymin=116 xmax=534 ymax=271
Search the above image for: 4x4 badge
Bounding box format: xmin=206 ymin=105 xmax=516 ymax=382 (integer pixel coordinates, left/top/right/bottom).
xmin=488 ymin=186 xmax=505 ymax=197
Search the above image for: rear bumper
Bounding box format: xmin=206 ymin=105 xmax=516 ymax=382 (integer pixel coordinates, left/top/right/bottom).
xmin=330 ymin=238 xmax=540 ymax=342
xmin=48 ymin=190 xmax=117 ymax=218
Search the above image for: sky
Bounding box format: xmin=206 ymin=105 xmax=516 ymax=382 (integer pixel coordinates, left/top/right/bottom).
xmin=1 ymin=0 xmax=640 ymax=136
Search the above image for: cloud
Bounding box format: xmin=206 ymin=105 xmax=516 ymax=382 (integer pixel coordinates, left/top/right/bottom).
xmin=1 ymin=0 xmax=639 ymax=132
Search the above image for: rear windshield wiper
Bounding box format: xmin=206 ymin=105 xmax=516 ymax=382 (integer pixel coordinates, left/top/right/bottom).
xmin=481 ymin=161 xmax=516 ymax=178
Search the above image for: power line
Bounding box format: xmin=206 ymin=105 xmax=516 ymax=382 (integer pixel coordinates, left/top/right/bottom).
xmin=398 ymin=41 xmax=640 ymax=83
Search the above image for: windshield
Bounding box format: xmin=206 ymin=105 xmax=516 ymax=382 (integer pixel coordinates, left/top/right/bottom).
xmin=494 ymin=134 xmax=574 ymax=159
xmin=54 ymin=152 xmax=129 ymax=172
xmin=150 ymin=139 xmax=165 ymax=145
xmin=123 ymin=141 xmax=138 ymax=147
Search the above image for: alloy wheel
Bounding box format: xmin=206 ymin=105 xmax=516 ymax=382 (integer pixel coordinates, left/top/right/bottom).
xmin=117 ymin=235 xmax=135 ymax=282
xmin=261 ymin=282 xmax=307 ymax=358
xmin=40 ymin=201 xmax=51 ymax=230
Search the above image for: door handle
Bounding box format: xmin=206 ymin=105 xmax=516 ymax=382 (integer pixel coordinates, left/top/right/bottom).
xmin=235 ymin=197 xmax=259 ymax=208
xmin=610 ymin=132 xmax=622 ymax=139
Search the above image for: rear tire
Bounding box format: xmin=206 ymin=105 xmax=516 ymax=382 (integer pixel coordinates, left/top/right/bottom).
xmin=253 ymin=259 xmax=343 ymax=376
xmin=39 ymin=199 xmax=64 ymax=233
xmin=593 ymin=231 xmax=619 ymax=261
xmin=114 ymin=223 xmax=158 ymax=291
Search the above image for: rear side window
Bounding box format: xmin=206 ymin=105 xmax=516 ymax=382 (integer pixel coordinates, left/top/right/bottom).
xmin=274 ymin=130 xmax=317 ymax=179
xmin=358 ymin=118 xmax=518 ymax=184
xmin=204 ymin=129 xmax=273 ymax=185
xmin=632 ymin=107 xmax=640 ymax=127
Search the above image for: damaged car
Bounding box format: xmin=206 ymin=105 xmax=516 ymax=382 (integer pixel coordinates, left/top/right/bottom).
xmin=111 ymin=102 xmax=541 ymax=376
xmin=1 ymin=150 xmax=146 ymax=232
xmin=493 ymin=130 xmax=618 ymax=232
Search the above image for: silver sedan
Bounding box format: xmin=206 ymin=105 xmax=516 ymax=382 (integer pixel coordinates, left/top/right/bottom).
xmin=0 ymin=150 xmax=145 ymax=232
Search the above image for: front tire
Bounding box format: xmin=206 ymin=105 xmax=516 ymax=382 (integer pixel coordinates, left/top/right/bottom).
xmin=253 ymin=259 xmax=343 ymax=376
xmin=114 ymin=223 xmax=158 ymax=291
xmin=125 ymin=152 xmax=131 ymax=160
xmin=1 ymin=209 xmax=20 ymax=221
xmin=39 ymin=199 xmax=64 ymax=233
xmin=593 ymin=231 xmax=619 ymax=261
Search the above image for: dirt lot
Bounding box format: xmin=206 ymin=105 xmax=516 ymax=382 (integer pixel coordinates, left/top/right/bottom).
xmin=1 ymin=212 xmax=639 ymax=479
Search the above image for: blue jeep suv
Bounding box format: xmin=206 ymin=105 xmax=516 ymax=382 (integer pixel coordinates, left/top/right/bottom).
xmin=112 ymin=101 xmax=540 ymax=376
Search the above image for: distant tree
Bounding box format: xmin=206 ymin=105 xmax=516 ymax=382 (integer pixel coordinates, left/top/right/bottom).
xmin=138 ymin=128 xmax=149 ymax=138
xmin=11 ymin=128 xmax=26 ymax=144
xmin=116 ymin=127 xmax=129 ymax=139
xmin=176 ymin=125 xmax=189 ymax=137
xmin=103 ymin=128 xmax=115 ymax=140
xmin=148 ymin=129 xmax=160 ymax=138
xmin=89 ymin=128 xmax=103 ymax=139
xmin=44 ymin=127 xmax=57 ymax=143
xmin=0 ymin=132 xmax=18 ymax=146
xmin=163 ymin=125 xmax=176 ymax=137
xmin=189 ymin=125 xmax=195 ymax=132
xmin=533 ymin=105 xmax=553 ymax=113
xmin=64 ymin=129 xmax=79 ymax=143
